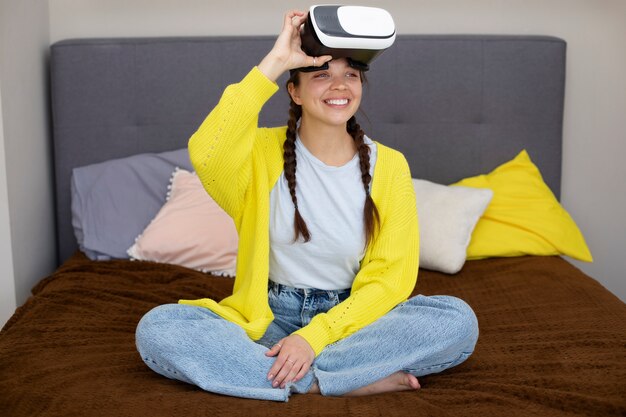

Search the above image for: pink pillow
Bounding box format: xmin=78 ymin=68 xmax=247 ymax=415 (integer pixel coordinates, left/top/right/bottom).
xmin=127 ymin=169 xmax=238 ymax=276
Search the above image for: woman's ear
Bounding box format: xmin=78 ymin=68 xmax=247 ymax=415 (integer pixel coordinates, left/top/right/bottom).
xmin=287 ymin=82 xmax=302 ymax=105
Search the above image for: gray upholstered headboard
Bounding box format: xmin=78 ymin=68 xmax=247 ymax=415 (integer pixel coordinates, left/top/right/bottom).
xmin=50 ymin=35 xmax=566 ymax=263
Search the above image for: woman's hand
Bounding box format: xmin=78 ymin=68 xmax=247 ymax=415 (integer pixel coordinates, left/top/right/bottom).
xmin=258 ymin=10 xmax=332 ymax=82
xmin=265 ymin=334 xmax=315 ymax=388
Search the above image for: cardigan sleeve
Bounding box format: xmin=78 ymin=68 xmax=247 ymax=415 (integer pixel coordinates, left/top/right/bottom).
xmin=293 ymin=153 xmax=419 ymax=356
xmin=188 ymin=67 xmax=279 ymax=220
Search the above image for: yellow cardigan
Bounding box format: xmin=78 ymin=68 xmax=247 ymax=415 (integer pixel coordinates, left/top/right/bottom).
xmin=180 ymin=67 xmax=419 ymax=356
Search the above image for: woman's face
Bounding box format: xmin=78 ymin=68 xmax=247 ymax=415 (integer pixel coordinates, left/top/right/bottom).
xmin=288 ymin=58 xmax=362 ymax=128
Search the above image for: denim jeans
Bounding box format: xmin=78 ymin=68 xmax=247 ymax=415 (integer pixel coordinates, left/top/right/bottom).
xmin=136 ymin=282 xmax=478 ymax=401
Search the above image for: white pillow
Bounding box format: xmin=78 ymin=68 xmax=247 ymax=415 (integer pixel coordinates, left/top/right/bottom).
xmin=412 ymin=179 xmax=493 ymax=274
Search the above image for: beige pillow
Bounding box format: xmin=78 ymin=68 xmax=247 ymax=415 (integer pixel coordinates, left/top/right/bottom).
xmin=128 ymin=169 xmax=237 ymax=276
xmin=413 ymin=179 xmax=493 ymax=274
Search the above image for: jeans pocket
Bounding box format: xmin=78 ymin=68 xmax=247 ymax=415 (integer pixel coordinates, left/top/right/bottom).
xmin=267 ymin=289 xmax=278 ymax=313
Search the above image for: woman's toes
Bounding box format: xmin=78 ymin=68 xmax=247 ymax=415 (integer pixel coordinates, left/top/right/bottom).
xmin=405 ymin=373 xmax=421 ymax=390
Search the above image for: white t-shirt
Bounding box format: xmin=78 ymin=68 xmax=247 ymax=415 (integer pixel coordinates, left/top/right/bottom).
xmin=268 ymin=134 xmax=378 ymax=290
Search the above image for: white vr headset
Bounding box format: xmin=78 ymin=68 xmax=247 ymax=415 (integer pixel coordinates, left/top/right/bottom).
xmin=297 ymin=4 xmax=396 ymax=72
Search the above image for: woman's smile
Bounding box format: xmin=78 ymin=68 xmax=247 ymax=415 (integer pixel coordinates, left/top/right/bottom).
xmin=324 ymin=98 xmax=350 ymax=106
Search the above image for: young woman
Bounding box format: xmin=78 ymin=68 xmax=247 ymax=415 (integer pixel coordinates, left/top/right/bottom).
xmin=136 ymin=10 xmax=478 ymax=401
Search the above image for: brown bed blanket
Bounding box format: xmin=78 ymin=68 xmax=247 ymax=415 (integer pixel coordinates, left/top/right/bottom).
xmin=1 ymin=254 xmax=624 ymax=417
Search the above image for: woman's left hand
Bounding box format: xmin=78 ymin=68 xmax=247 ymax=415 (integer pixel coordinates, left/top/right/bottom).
xmin=265 ymin=334 xmax=315 ymax=388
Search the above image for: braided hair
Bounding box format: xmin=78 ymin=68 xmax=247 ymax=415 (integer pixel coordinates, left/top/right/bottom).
xmin=284 ymin=71 xmax=380 ymax=246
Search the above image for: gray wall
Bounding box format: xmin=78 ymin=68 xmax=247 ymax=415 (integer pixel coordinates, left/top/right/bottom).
xmin=0 ymin=0 xmax=624 ymax=327
xmin=0 ymin=80 xmax=17 ymax=325
xmin=0 ymin=0 xmax=54 ymax=327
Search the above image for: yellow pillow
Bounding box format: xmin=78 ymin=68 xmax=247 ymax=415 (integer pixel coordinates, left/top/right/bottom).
xmin=453 ymin=150 xmax=592 ymax=262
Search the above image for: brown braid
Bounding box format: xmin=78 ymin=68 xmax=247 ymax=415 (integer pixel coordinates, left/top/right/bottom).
xmin=348 ymin=116 xmax=380 ymax=246
xmin=284 ymin=75 xmax=311 ymax=242
xmin=284 ymin=71 xmax=379 ymax=245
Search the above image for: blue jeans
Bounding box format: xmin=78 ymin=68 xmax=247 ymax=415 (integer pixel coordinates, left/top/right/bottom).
xmin=136 ymin=282 xmax=478 ymax=401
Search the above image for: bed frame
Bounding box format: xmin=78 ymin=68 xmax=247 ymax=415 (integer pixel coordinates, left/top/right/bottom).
xmin=50 ymin=35 xmax=566 ymax=263
xmin=3 ymin=35 xmax=623 ymax=417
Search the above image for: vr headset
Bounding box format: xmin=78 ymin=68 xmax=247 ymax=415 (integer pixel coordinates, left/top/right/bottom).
xmin=296 ymin=5 xmax=396 ymax=72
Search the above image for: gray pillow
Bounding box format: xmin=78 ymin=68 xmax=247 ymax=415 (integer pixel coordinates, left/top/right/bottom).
xmin=71 ymin=148 xmax=193 ymax=260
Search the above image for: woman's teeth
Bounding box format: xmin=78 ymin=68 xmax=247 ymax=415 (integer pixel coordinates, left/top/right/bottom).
xmin=325 ymin=99 xmax=348 ymax=105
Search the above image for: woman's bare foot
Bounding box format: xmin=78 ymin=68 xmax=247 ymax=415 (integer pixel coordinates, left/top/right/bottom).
xmin=306 ymin=372 xmax=420 ymax=396
xmin=345 ymin=372 xmax=420 ymax=396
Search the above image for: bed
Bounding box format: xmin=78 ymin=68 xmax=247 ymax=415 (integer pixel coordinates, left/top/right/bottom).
xmin=1 ymin=35 xmax=625 ymax=417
